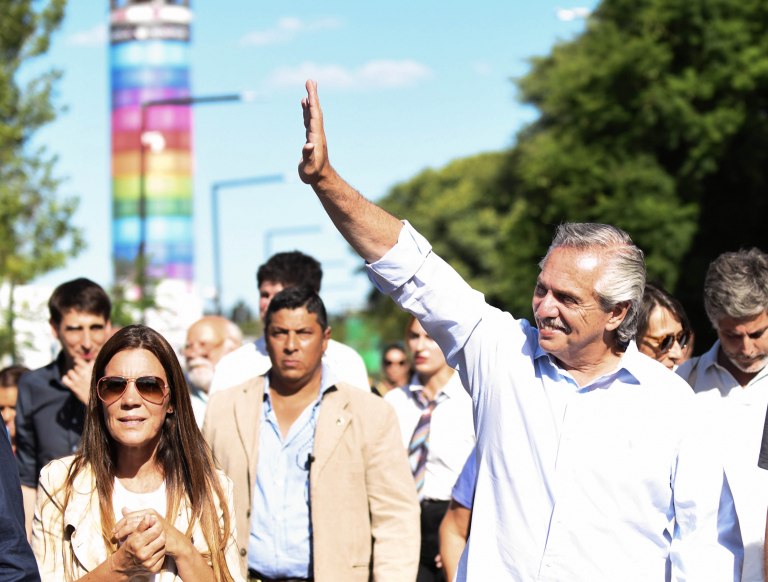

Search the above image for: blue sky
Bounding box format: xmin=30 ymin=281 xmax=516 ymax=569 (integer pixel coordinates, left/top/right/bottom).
xmin=32 ymin=1 xmax=596 ymax=316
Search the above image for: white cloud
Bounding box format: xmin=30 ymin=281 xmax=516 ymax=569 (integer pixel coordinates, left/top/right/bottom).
xmin=556 ymin=7 xmax=591 ymax=22
xmin=66 ymin=23 xmax=107 ymax=47
xmin=240 ymin=17 xmax=341 ymax=46
xmin=267 ymin=60 xmax=433 ymax=91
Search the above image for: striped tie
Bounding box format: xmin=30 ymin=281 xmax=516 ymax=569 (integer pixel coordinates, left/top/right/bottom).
xmin=408 ymin=393 xmax=438 ymax=497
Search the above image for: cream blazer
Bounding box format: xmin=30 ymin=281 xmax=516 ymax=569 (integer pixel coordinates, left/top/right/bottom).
xmin=203 ymin=378 xmax=421 ymax=582
xmin=32 ymin=455 xmax=244 ymax=581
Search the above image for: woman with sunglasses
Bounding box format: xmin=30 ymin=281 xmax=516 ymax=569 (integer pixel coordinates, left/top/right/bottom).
xmin=32 ymin=325 xmax=242 ymax=581
xmin=636 ymin=283 xmax=693 ymax=370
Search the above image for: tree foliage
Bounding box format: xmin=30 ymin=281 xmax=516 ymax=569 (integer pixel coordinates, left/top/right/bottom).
xmin=366 ymin=0 xmax=768 ymax=347
xmin=0 ymin=0 xmax=83 ymax=359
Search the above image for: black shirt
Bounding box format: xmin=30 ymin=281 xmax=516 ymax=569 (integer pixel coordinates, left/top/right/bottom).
xmin=15 ymin=352 xmax=85 ymax=487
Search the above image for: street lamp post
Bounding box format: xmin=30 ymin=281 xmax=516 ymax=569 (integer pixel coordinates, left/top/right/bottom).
xmin=137 ymin=92 xmax=246 ymax=320
xmin=211 ymin=174 xmax=285 ymax=315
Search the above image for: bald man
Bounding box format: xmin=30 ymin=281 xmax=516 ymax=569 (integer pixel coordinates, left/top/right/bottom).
xmin=183 ymin=315 xmax=243 ymax=427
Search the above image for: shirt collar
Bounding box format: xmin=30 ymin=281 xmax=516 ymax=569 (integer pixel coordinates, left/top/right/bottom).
xmin=532 ymin=334 xmax=642 ymax=390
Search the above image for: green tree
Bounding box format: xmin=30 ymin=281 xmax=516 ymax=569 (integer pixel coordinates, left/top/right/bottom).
xmin=0 ymin=0 xmax=84 ymax=359
xmin=515 ymin=0 xmax=768 ymax=343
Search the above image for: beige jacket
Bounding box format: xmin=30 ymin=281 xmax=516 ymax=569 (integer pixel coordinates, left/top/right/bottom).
xmin=32 ymin=455 xmax=244 ymax=581
xmin=203 ymin=378 xmax=420 ymax=582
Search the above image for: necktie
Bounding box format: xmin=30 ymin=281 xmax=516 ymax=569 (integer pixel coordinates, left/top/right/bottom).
xmin=408 ymin=392 xmax=438 ymax=497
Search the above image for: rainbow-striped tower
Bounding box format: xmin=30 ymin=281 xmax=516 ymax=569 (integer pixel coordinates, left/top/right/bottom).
xmin=109 ymin=0 xmax=194 ymax=284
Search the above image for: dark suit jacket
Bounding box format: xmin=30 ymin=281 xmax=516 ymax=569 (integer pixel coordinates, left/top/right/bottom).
xmin=0 ymin=433 xmax=40 ymax=581
xmin=203 ymin=377 xmax=420 ymax=582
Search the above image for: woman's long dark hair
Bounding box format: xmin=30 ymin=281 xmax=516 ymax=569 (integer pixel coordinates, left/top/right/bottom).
xmin=63 ymin=324 xmax=234 ymax=580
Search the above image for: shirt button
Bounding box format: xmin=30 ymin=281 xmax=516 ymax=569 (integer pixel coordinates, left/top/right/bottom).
xmin=239 ymin=548 xmax=246 ymax=556
xmin=246 ymin=510 xmax=251 ymax=518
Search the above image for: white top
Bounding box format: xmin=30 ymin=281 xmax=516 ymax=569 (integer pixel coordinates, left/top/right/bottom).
xmin=112 ymin=479 xmax=167 ymax=582
xmin=678 ymin=341 xmax=768 ymax=582
xmin=385 ymin=371 xmax=475 ymax=501
xmin=209 ymin=336 xmax=370 ymax=394
xmin=366 ymin=221 xmax=739 ymax=582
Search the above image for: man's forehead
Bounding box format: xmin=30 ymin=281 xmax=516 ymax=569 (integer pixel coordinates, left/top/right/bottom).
xmin=717 ymin=310 xmax=768 ymax=332
xmin=269 ymin=307 xmax=319 ymax=327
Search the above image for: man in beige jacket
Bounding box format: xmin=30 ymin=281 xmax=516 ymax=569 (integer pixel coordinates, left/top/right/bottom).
xmin=204 ymin=285 xmax=419 ymax=582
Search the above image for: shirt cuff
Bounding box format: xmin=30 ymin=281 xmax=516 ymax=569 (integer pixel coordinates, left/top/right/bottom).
xmin=366 ymin=221 xmax=433 ymax=294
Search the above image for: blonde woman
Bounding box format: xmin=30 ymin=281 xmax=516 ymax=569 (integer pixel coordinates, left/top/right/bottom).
xmin=33 ymin=325 xmax=242 ymax=581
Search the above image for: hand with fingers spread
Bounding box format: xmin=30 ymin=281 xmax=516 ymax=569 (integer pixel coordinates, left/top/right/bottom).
xmin=62 ymin=356 xmax=95 ymax=404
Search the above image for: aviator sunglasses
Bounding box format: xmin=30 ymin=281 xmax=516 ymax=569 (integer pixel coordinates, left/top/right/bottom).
xmin=96 ymin=375 xmax=169 ymax=406
xmin=646 ymin=330 xmax=690 ymax=355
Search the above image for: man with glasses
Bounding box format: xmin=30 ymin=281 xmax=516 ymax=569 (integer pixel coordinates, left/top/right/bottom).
xmin=678 ymin=248 xmax=768 ymax=581
xmin=183 ymin=315 xmax=242 ymax=427
xmin=14 ymin=278 xmax=111 ymax=539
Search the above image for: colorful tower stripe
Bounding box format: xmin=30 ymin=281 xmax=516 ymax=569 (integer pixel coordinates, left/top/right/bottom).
xmin=109 ymin=1 xmax=194 ymax=283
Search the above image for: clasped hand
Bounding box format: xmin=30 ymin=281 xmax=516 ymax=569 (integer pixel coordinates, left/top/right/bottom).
xmin=110 ymin=508 xmax=190 ymax=576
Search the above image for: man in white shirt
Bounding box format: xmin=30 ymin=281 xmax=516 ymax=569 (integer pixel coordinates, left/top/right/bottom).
xmin=678 ymin=248 xmax=768 ymax=582
xmin=210 ymin=250 xmax=370 ymax=393
xmin=296 ymin=79 xmax=741 ymax=581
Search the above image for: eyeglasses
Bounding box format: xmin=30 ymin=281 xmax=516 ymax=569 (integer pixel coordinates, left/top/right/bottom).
xmin=384 ymin=360 xmax=407 ymax=367
xmin=97 ymin=376 xmax=169 ymax=406
xmin=644 ymin=330 xmax=690 ymax=354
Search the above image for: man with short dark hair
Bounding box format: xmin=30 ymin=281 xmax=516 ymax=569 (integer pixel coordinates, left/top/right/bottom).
xmin=296 ymin=80 xmax=739 ymax=581
xmin=15 ymin=277 xmax=111 ymax=538
xmin=204 ymin=285 xmax=419 ymax=581
xmin=679 ymin=248 xmax=768 ymax=581
xmin=210 ymin=251 xmax=369 ymax=393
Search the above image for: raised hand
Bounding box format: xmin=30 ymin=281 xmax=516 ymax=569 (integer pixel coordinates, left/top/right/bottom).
xmin=299 ymin=80 xmax=330 ymax=185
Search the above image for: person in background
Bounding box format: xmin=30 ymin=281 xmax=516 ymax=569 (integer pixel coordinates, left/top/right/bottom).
xmin=373 ymin=342 xmax=411 ymax=396
xmin=385 ymin=317 xmax=474 ymax=582
xmin=15 ymin=277 xmax=112 ymax=540
xmin=33 ymin=325 xmax=241 ymax=581
xmin=205 ymin=285 xmax=419 ymax=581
xmin=0 ymin=365 xmax=29 ymax=452
xmin=210 ymin=251 xmax=369 ymax=393
xmin=635 ymin=283 xmax=692 ymax=370
xmin=183 ymin=315 xmax=243 ymax=428
xmin=679 ymin=248 xmax=768 ymax=582
xmin=439 ymin=449 xmax=477 ymax=582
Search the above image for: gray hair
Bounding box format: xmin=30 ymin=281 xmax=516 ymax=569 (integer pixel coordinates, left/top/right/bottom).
xmin=540 ymin=223 xmax=646 ymax=345
xmin=704 ymin=248 xmax=768 ymax=326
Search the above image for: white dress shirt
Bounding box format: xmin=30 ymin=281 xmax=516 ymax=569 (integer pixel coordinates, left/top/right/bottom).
xmin=209 ymin=336 xmax=370 ymax=393
xmin=366 ymin=221 xmax=740 ymax=582
xmin=678 ymin=341 xmax=768 ymax=582
xmin=385 ymin=371 xmax=475 ymax=501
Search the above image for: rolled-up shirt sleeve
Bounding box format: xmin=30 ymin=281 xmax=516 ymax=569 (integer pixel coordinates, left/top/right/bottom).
xmin=366 ymin=221 xmax=488 ymax=367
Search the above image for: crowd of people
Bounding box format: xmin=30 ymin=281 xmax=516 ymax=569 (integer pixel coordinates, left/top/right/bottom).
xmin=1 ymin=80 xmax=767 ymax=582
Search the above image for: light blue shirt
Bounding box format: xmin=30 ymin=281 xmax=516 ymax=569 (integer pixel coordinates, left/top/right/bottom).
xmin=367 ymin=222 xmax=741 ymax=582
xmin=247 ymin=365 xmax=338 ymax=577
xmin=451 ymin=446 xmax=477 ymax=509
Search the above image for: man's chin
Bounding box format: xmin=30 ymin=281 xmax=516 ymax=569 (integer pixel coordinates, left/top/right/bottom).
xmin=731 ymin=357 xmax=768 ymax=375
